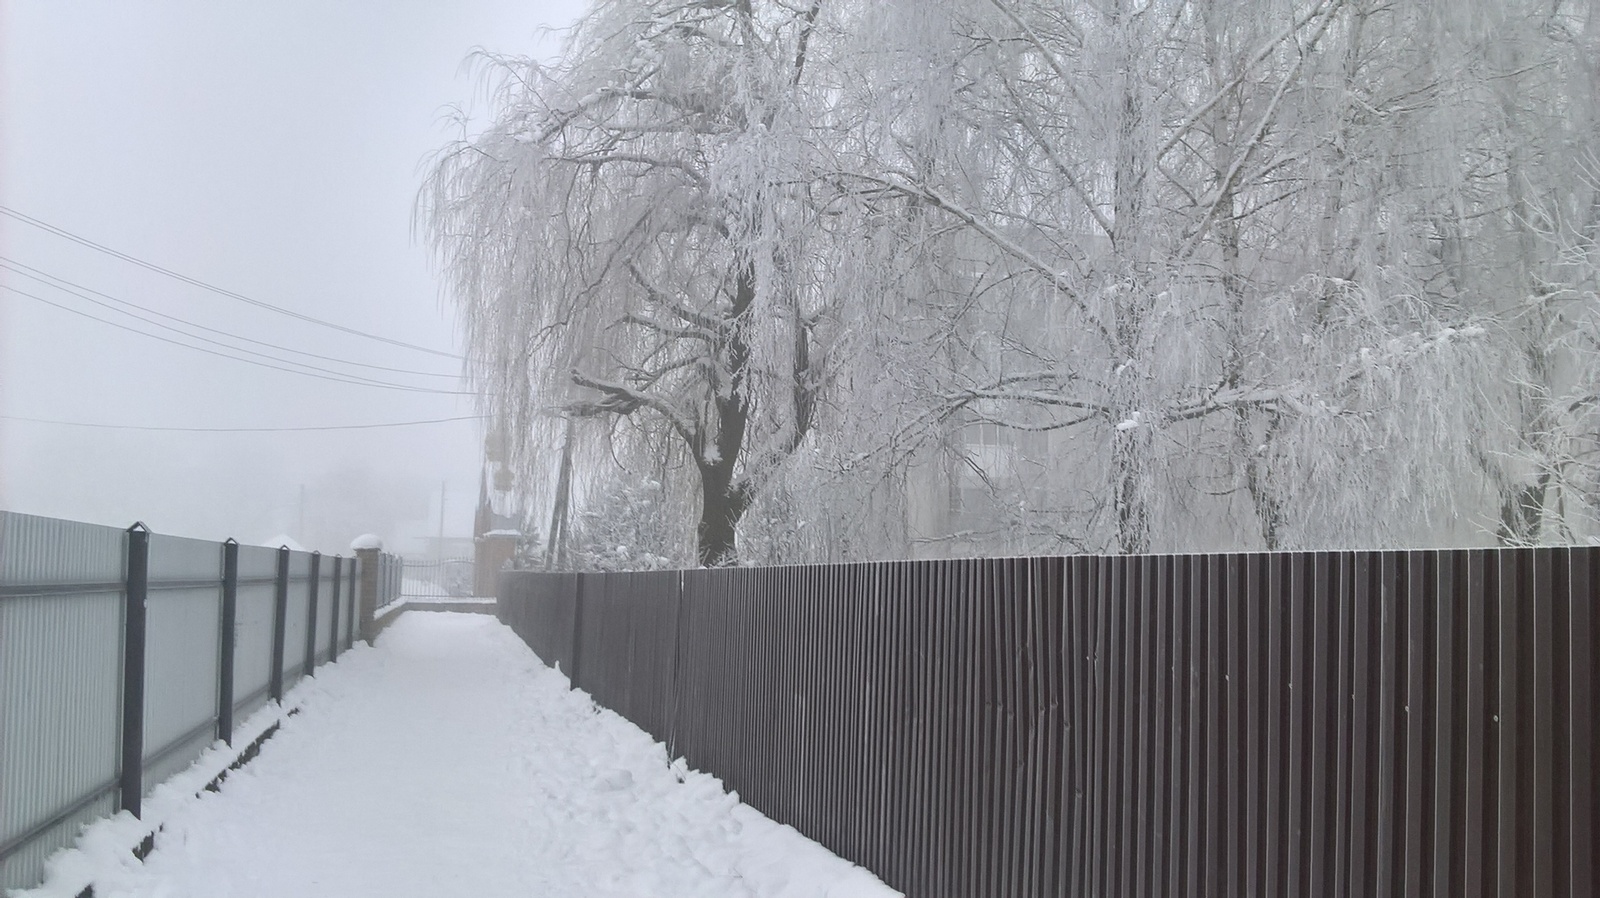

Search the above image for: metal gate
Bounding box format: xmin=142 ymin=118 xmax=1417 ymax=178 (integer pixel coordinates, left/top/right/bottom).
xmin=399 ymin=557 xmax=475 ymax=599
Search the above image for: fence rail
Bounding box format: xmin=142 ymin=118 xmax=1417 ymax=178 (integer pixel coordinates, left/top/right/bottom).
xmin=375 ymin=552 xmax=403 ymax=610
xmin=499 ymin=547 xmax=1600 ymax=898
xmin=399 ymin=557 xmax=475 ymax=600
xmin=0 ymin=511 xmax=400 ymax=891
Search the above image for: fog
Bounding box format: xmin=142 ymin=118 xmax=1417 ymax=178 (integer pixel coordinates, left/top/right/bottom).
xmin=0 ymin=0 xmax=585 ymax=555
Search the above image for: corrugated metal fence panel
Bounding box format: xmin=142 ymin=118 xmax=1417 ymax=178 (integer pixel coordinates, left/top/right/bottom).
xmin=502 ymin=571 xmax=577 ymax=675
xmin=144 ymin=531 xmax=220 ymax=584
xmin=141 ymin=535 xmax=222 ymax=788
xmin=232 ymin=545 xmax=278 ymax=716
xmin=499 ymin=546 xmax=1600 ymax=898
xmin=0 ymin=513 xmax=125 ymax=892
xmin=281 ymin=552 xmax=311 ymax=685
xmin=0 ymin=511 xmax=125 ymax=586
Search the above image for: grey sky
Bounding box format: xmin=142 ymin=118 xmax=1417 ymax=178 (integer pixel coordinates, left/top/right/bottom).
xmin=0 ymin=0 xmax=585 ymax=554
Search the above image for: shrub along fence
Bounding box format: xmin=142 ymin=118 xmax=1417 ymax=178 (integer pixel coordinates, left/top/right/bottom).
xmin=499 ymin=547 xmax=1599 ymax=898
xmin=0 ymin=511 xmax=397 ymax=891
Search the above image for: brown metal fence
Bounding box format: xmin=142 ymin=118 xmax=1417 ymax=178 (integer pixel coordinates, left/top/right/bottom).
xmin=498 ymin=548 xmax=1599 ymax=898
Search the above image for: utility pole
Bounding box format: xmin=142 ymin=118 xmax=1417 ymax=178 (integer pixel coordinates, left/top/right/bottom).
xmin=545 ymin=418 xmax=575 ymax=570
xmin=437 ymin=480 xmax=446 ymax=562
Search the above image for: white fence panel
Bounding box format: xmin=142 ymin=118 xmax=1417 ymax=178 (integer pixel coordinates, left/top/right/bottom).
xmin=0 ymin=513 xmax=125 ymax=891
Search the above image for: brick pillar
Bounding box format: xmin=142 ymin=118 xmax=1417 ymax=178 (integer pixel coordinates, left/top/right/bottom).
xmin=352 ymin=535 xmax=383 ymax=644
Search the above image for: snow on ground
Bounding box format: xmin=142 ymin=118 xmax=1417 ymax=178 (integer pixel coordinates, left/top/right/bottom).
xmin=21 ymin=613 xmax=896 ymax=898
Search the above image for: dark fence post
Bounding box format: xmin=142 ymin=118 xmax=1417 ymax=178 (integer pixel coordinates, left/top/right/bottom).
xmin=119 ymin=522 xmax=151 ymax=818
xmin=569 ymin=573 xmax=586 ymax=690
xmin=304 ymin=552 xmax=321 ymax=674
xmin=667 ymin=569 xmax=685 ymax=759
xmin=355 ymin=544 xmax=381 ymax=643
xmin=329 ymin=555 xmax=342 ymax=662
xmin=218 ymin=539 xmax=239 ymax=746
xmin=346 ymin=557 xmax=358 ymax=650
xmin=270 ymin=546 xmax=289 ymax=702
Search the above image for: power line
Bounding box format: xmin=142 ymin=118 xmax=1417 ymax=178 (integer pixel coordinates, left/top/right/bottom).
xmin=2 ymin=283 xmax=478 ymax=396
xmin=0 ymin=257 xmax=461 ymax=379
xmin=0 ymin=204 xmax=462 ymax=360
xmin=3 ymin=281 xmax=471 ymax=394
xmin=1 ymin=414 xmax=488 ymax=433
xmin=1 ymin=277 xmax=446 ymax=391
xmin=0 ymin=259 xmax=462 ymax=387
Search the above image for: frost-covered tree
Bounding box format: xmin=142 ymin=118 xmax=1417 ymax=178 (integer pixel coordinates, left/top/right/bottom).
xmin=818 ymin=0 xmax=1588 ymax=552
xmin=424 ymin=0 xmax=848 ymax=565
xmin=431 ymin=0 xmax=1600 ymax=566
xmin=563 ymin=471 xmax=684 ymax=571
xmin=1507 ymin=149 xmax=1600 ymax=542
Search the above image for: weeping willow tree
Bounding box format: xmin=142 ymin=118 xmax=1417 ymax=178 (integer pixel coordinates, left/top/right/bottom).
xmin=429 ymin=0 xmax=1599 ymax=566
xmin=423 ymin=0 xmax=847 ymax=565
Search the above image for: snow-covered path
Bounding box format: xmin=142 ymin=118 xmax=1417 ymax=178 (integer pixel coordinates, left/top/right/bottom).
xmin=56 ymin=613 xmax=896 ymax=898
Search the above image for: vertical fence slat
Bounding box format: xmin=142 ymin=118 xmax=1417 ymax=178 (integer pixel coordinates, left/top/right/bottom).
xmin=1134 ymin=554 xmax=1156 ymax=898
xmin=1401 ymin=550 xmax=1429 ymax=898
xmin=1375 ymin=550 xmax=1401 ymax=898
xmin=896 ymin=561 xmax=917 ymax=892
xmin=1088 ymin=555 xmax=1109 ymax=898
xmin=1184 ymin=553 xmax=1205 ymax=898
xmin=940 ymin=560 xmax=961 ymax=898
xmin=1225 ymin=553 xmax=1245 ymax=898
xmin=1039 ymin=557 xmax=1064 ymax=898
xmin=1433 ymin=550 xmax=1461 ymax=898
xmin=1117 ymin=555 xmax=1138 ymax=898
xmin=1244 ymin=553 xmax=1262 ymax=898
xmin=1464 ymin=548 xmax=1490 ymax=898
xmin=1497 ymin=548 xmax=1522 ymax=898
xmin=1533 ymin=547 xmax=1557 ymax=898
xmin=1167 ymin=553 xmax=1191 ymax=898
xmin=1204 ymin=553 xmax=1226 ymax=898
xmin=1148 ymin=553 xmax=1171 ymax=898
xmin=962 ymin=559 xmax=983 ymax=898
xmin=1566 ymin=548 xmax=1596 ymax=898
xmin=1068 ymin=554 xmax=1092 ymax=898
xmin=1265 ymin=552 xmax=1288 ymax=898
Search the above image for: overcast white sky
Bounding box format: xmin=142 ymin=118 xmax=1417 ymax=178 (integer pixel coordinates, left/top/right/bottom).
xmin=0 ymin=0 xmax=585 ymax=554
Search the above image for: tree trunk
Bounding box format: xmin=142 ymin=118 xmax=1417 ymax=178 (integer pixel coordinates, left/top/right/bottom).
xmin=1497 ymin=472 xmax=1550 ymax=545
xmin=1112 ymin=428 xmax=1151 ymax=554
xmin=696 ymin=464 xmax=748 ymax=566
xmin=1107 ymin=0 xmax=1151 ymax=555
xmin=695 ymin=376 xmax=749 ymax=565
xmin=694 ymin=260 xmax=757 ymax=566
xmin=544 ymin=418 xmax=576 ymax=569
